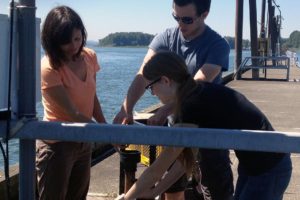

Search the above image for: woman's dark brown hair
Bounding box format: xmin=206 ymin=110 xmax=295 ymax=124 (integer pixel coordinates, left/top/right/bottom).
xmin=41 ymin=6 xmax=87 ymax=69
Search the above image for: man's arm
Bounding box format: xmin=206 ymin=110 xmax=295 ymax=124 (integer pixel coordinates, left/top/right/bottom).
xmin=194 ymin=37 xmax=230 ymax=83
xmin=113 ymin=49 xmax=156 ymax=124
xmin=193 ymin=63 xmax=222 ymax=82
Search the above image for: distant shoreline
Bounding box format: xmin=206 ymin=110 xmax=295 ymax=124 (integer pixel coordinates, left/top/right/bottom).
xmin=87 ymin=43 xmax=300 ymax=53
xmin=96 ymin=45 xmax=148 ymax=48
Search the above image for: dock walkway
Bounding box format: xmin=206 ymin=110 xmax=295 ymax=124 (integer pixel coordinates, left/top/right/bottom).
xmin=87 ymin=65 xmax=300 ymax=200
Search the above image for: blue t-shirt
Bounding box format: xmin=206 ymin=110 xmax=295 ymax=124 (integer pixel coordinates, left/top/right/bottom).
xmin=149 ymin=26 xmax=230 ymax=84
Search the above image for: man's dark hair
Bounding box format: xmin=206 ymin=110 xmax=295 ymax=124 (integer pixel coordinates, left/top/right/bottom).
xmin=174 ymin=0 xmax=211 ymax=15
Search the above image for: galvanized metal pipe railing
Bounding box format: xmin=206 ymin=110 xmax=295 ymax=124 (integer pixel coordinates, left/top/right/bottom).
xmin=1 ymin=120 xmax=299 ymax=153
xmin=2 ymin=120 xmax=300 ymax=198
xmin=1 ymin=120 xmax=300 ymax=199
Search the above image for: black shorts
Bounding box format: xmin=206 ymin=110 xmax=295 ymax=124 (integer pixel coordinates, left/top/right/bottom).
xmin=164 ymin=173 xmax=188 ymax=193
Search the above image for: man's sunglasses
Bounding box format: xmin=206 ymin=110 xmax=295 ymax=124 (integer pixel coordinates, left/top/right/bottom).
xmin=172 ymin=13 xmax=198 ymax=25
xmin=145 ymin=77 xmax=161 ymax=90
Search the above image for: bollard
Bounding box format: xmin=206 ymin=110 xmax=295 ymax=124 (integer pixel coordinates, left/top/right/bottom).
xmin=119 ymin=149 xmax=140 ymax=192
xmin=119 ymin=149 xmax=155 ymax=200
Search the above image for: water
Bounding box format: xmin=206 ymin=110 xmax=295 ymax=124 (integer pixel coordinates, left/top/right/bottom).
xmin=0 ymin=47 xmax=242 ymax=170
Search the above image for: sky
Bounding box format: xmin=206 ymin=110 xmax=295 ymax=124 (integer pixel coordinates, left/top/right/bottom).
xmin=0 ymin=0 xmax=299 ymax=41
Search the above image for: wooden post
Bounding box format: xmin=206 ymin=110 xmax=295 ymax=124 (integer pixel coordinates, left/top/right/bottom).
xmin=249 ymin=0 xmax=259 ymax=79
xmin=149 ymin=146 xmax=156 ymax=165
xmin=119 ymin=156 xmax=125 ymax=195
xmin=235 ymin=0 xmax=243 ymax=79
xmin=268 ymin=0 xmax=276 ymax=56
xmin=120 ymin=148 xmax=138 ymax=195
xmin=260 ymin=0 xmax=266 ymax=37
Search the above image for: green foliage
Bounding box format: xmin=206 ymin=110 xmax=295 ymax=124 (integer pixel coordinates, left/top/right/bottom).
xmin=98 ymin=32 xmax=155 ymax=47
xmin=224 ymin=36 xmax=235 ymax=49
xmin=224 ymin=36 xmax=250 ymax=49
xmin=242 ymin=40 xmax=251 ymax=50
xmin=98 ymin=31 xmax=300 ymax=50
xmin=282 ymin=31 xmax=300 ymax=50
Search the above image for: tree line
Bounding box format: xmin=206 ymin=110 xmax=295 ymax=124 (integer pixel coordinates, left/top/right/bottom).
xmin=282 ymin=31 xmax=300 ymax=50
xmin=98 ymin=31 xmax=300 ymax=50
xmin=224 ymin=36 xmax=250 ymax=50
xmin=98 ymin=32 xmax=251 ymax=49
xmin=222 ymin=31 xmax=300 ymax=51
xmin=98 ymin=32 xmax=154 ymax=47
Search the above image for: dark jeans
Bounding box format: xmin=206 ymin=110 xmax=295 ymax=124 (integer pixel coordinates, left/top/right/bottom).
xmin=234 ymin=154 xmax=292 ymax=200
xmin=36 ymin=141 xmax=92 ymax=200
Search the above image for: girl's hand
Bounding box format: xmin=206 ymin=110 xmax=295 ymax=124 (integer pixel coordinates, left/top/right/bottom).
xmin=115 ymin=194 xmax=125 ymax=200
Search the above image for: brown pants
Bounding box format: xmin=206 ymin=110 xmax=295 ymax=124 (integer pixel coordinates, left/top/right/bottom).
xmin=36 ymin=140 xmax=91 ymax=200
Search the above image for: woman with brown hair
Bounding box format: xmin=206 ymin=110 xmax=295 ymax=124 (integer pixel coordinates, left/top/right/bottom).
xmin=36 ymin=6 xmax=106 ymax=200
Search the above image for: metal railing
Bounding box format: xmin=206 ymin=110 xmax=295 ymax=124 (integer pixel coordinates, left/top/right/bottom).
xmin=236 ymin=56 xmax=290 ymax=80
xmin=1 ymin=119 xmax=300 ymax=199
xmin=4 ymin=120 xmax=299 ymax=153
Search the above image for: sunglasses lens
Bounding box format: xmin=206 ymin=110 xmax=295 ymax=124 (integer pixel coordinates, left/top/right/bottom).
xmin=173 ymin=15 xmax=180 ymax=22
xmin=172 ymin=13 xmax=194 ymax=25
xmin=181 ymin=17 xmax=193 ymax=24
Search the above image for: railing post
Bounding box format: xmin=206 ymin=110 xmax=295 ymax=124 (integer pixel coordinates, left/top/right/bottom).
xmin=17 ymin=0 xmax=36 ymax=199
xmin=235 ymin=0 xmax=243 ymax=79
xmin=249 ymin=0 xmax=259 ymax=79
xmin=268 ymin=0 xmax=277 ymax=57
xmin=119 ymin=150 xmax=145 ymax=198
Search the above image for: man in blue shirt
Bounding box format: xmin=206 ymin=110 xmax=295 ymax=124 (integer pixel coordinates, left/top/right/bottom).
xmin=114 ymin=0 xmax=232 ymax=199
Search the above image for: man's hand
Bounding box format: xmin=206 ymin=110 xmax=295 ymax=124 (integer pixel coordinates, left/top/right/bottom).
xmin=147 ymin=104 xmax=172 ymax=126
xmin=113 ymin=107 xmax=133 ymax=125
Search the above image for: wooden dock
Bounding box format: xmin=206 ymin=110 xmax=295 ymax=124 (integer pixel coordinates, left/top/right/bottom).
xmin=87 ymin=64 xmax=300 ymax=200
